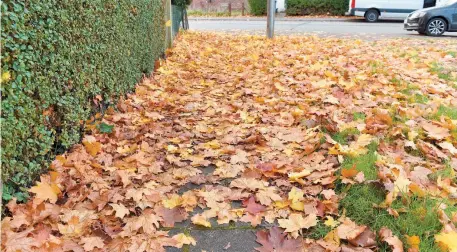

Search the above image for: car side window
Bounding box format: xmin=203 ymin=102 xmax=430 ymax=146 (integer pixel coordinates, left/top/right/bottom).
xmin=424 ymin=0 xmax=437 ymax=8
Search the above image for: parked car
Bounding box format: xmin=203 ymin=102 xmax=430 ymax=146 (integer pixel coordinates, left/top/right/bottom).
xmin=405 ymin=0 xmax=457 ymax=36
xmin=346 ymin=0 xmax=447 ymax=22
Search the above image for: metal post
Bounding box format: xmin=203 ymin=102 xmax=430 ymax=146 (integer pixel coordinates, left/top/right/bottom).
xmin=242 ymin=3 xmax=245 ymax=16
xmin=267 ymin=0 xmax=275 ymax=38
xmin=228 ymin=3 xmax=231 ymax=16
xmin=165 ymin=0 xmax=172 ymax=48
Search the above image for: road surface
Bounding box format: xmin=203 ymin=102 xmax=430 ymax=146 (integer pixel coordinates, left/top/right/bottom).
xmin=189 ymin=19 xmax=457 ymax=39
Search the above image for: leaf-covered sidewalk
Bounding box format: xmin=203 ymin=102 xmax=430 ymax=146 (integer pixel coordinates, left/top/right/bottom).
xmin=2 ymin=32 xmax=457 ymax=252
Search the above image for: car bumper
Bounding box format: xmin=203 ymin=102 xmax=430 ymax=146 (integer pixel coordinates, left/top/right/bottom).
xmin=404 ymin=17 xmax=426 ymax=31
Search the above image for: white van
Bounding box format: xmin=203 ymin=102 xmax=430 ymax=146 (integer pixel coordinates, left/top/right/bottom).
xmin=346 ymin=0 xmax=447 ymax=22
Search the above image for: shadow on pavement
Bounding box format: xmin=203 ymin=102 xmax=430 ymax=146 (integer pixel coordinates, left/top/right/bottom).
xmin=348 ymin=19 xmax=404 ymax=23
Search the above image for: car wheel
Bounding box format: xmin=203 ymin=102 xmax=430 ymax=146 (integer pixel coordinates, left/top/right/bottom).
xmin=365 ymin=9 xmax=379 ymax=22
xmin=426 ymin=18 xmax=446 ymax=36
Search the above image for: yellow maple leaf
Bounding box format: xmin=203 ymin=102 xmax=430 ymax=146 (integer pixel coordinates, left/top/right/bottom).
xmin=29 ymin=182 xmax=60 ymax=203
xmin=82 ymin=136 xmax=101 ymax=157
xmin=162 ymin=194 xmax=183 ymax=209
xmin=324 ymin=216 xmax=339 ymax=228
xmin=191 ymin=214 xmax=211 ymax=228
xmin=172 ymin=233 xmax=197 ymax=248
xmin=435 ymin=231 xmax=457 ymax=252
xmin=288 ymin=187 xmax=304 ymax=211
xmin=324 ymin=229 xmax=341 ymax=246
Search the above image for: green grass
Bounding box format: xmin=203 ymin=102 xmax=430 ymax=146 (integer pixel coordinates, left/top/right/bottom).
xmin=340 ymin=142 xmax=378 ymax=180
xmin=448 ymin=51 xmax=457 ymax=58
xmin=390 ymin=77 xmax=402 ymax=86
xmin=430 ymin=105 xmax=457 ymax=120
xmin=430 ymin=162 xmax=456 ymax=183
xmin=409 ymin=93 xmax=429 ymax=104
xmin=303 ymin=221 xmax=332 ymax=240
xmin=430 ymin=62 xmax=454 ymax=81
xmin=331 ymin=128 xmax=360 ymax=145
xmin=340 ymin=184 xmax=457 ymax=251
xmin=400 ymin=83 xmax=420 ymax=95
xmin=353 ymin=112 xmax=366 ymax=121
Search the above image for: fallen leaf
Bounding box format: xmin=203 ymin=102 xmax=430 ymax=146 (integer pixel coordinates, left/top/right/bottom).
xmin=379 ymin=227 xmax=404 ymax=252
xmin=29 ymin=182 xmax=60 ymax=204
xmin=172 ymin=233 xmax=196 ymax=248
xmin=81 ymin=236 xmax=105 ymax=251
xmin=278 ymin=213 xmax=317 ymax=238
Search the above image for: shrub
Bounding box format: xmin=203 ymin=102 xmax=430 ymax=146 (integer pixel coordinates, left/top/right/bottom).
xmin=1 ymin=0 xmax=165 ymax=201
xmin=249 ymin=0 xmax=267 ymax=16
xmin=286 ymin=0 xmax=349 ymax=16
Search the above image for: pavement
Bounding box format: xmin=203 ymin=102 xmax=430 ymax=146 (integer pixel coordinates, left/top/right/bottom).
xmin=188 ymin=18 xmax=457 ymax=39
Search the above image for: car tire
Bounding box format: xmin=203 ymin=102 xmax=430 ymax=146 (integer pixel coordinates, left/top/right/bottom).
xmin=365 ymin=9 xmax=379 ymax=22
xmin=426 ymin=18 xmax=446 ymax=36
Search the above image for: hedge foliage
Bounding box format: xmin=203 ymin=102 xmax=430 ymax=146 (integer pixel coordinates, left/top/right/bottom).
xmin=248 ymin=0 xmax=267 ymax=16
xmin=286 ymin=0 xmax=349 ymax=15
xmin=1 ymin=0 xmax=165 ymax=201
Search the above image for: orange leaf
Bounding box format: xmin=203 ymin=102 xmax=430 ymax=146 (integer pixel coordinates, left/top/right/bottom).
xmin=82 ymin=136 xmax=101 ymax=157
xmin=341 ymin=165 xmax=358 ymax=178
xmin=29 ymin=182 xmax=60 ymax=204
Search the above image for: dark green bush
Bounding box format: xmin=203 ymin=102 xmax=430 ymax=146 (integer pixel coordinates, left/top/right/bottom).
xmin=1 ymin=0 xmax=165 ymax=201
xmin=172 ymin=0 xmax=192 ymax=7
xmin=286 ymin=0 xmax=349 ymax=15
xmin=249 ymin=0 xmax=267 ymax=16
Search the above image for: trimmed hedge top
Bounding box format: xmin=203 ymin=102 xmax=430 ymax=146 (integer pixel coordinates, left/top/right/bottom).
xmin=286 ymin=0 xmax=349 ymax=16
xmin=1 ymin=0 xmax=165 ymax=201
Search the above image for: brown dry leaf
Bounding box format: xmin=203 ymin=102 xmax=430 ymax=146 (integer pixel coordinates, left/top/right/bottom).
xmin=5 ymin=32 xmax=457 ymax=252
xmin=336 ymin=218 xmax=366 ymax=240
xmin=421 ymin=122 xmax=450 ymax=140
xmin=255 ymin=227 xmax=303 ymax=252
xmin=348 ymin=228 xmax=376 ymax=248
xmin=2 ymin=228 xmax=39 ymax=252
xmin=379 ymin=227 xmax=404 ymax=252
xmin=81 ymin=236 xmax=105 ymax=251
xmin=278 ymin=213 xmax=317 ymax=238
xmin=110 ymin=203 xmax=130 ymax=219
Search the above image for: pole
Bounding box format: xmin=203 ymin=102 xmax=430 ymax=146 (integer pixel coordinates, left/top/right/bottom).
xmin=165 ymin=0 xmax=172 ymax=48
xmin=267 ymin=0 xmax=275 ymax=38
xmin=242 ymin=3 xmax=245 ymax=16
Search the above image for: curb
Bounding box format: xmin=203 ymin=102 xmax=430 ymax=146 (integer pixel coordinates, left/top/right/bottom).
xmin=188 ymin=17 xmax=359 ymax=22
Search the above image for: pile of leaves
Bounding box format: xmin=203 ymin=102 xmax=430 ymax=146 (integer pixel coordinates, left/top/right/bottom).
xmin=1 ymin=32 xmax=457 ymax=251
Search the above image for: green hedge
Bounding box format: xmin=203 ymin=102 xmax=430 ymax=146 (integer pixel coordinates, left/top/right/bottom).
xmin=1 ymin=0 xmax=165 ymax=201
xmin=248 ymin=0 xmax=267 ymax=16
xmin=286 ymin=0 xmax=349 ymax=15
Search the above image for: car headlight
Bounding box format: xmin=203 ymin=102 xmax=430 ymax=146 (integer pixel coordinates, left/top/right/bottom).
xmin=411 ymin=12 xmax=426 ymax=18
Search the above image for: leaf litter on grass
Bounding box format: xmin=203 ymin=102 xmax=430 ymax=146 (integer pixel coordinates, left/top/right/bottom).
xmin=2 ymin=32 xmax=457 ymax=251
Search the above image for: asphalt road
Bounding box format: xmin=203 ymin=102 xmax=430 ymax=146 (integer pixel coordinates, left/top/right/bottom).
xmin=189 ymin=19 xmax=457 ymax=39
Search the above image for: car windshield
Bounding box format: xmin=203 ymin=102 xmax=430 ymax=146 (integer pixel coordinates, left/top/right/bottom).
xmin=444 ymin=0 xmax=457 ymax=6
